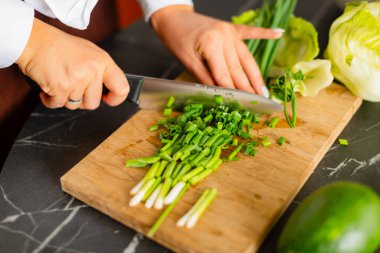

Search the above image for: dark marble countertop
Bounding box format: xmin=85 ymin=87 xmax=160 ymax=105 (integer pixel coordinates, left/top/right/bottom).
xmin=1 ymin=0 xmax=380 ymax=252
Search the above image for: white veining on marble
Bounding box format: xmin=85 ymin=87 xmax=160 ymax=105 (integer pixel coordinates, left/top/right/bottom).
xmin=53 ymin=220 xmax=90 ymax=253
xmin=0 ymin=185 xmax=90 ymax=253
xmin=123 ymin=233 xmax=144 ymax=253
xmin=15 ymin=112 xmax=88 ymax=149
xmin=0 ymin=224 xmax=89 ymax=253
xmin=0 ymin=186 xmax=36 ymax=226
xmin=365 ymin=121 xmax=380 ymax=132
xmin=323 ymin=153 xmax=380 ymax=177
xmin=32 ymin=206 xmax=81 ymax=253
xmin=64 ymin=197 xmax=75 ymax=210
xmin=369 ymin=153 xmax=380 ymax=166
xmin=14 ymin=140 xmax=78 ymax=148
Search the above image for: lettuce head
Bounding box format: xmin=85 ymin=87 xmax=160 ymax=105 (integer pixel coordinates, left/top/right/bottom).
xmin=325 ymin=1 xmax=380 ymax=101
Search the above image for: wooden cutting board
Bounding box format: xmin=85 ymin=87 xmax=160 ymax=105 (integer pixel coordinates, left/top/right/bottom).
xmin=61 ymin=74 xmax=362 ymax=253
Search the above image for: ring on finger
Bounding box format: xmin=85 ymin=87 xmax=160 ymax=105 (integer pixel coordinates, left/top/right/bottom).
xmin=67 ymin=97 xmax=83 ymax=104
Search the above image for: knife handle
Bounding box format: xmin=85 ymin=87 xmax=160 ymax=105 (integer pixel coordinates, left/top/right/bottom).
xmin=125 ymin=74 xmax=144 ymax=105
xmin=25 ymin=74 xmax=144 ymax=106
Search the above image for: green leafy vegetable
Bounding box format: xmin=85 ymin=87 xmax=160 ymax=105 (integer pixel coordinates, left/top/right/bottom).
xmin=274 ymin=16 xmax=319 ymax=68
xmin=325 ymin=1 xmax=380 ymax=101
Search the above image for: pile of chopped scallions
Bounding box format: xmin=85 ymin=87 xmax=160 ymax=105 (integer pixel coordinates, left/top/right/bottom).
xmin=126 ymin=95 xmax=286 ymax=237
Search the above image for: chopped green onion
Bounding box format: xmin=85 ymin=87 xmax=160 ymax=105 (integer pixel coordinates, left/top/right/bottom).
xmin=232 ymin=139 xmax=239 ymax=147
xmin=126 ymin=156 xmax=160 ymax=168
xmin=214 ymin=95 xmax=223 ymax=105
xmin=148 ymin=182 xmax=190 ymax=237
xmin=143 ymin=162 xmax=160 ymax=180
xmin=157 ymin=119 xmax=166 ymax=126
xmin=210 ymin=159 xmax=223 ymax=171
xmin=189 ymin=169 xmax=213 ymax=185
xmin=163 ymin=108 xmax=172 ymax=117
xmin=338 ymin=138 xmax=349 ymax=146
xmin=185 ymin=188 xmax=217 ymax=228
xmin=154 ymin=178 xmax=172 ymax=209
xmin=155 ymin=161 xmax=168 ymax=177
xmin=125 ymin=160 xmax=147 ymax=168
xmin=130 ymin=179 xmax=146 ymax=195
xmin=129 ymin=178 xmax=155 ymax=207
xmin=261 ymin=139 xmax=272 ymax=147
xmin=227 ymin=143 xmax=244 ymax=161
xmin=269 ymin=117 xmax=279 ymax=128
xmin=145 ymin=184 xmax=162 ymax=209
xmin=166 ymin=96 xmax=175 ymax=107
xmin=177 ymin=189 xmax=210 ymax=227
xmin=149 ymin=125 xmax=159 ymax=131
xmin=143 ymin=177 xmax=162 ymax=202
xmin=181 ymin=166 xmax=205 ymax=182
xmin=163 ymin=161 xmax=176 ymax=178
xmin=277 ymin=136 xmax=286 ymax=146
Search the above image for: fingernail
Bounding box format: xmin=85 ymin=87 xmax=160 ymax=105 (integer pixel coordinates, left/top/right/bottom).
xmin=272 ymin=28 xmax=285 ymax=34
xmin=261 ymin=85 xmax=270 ymax=98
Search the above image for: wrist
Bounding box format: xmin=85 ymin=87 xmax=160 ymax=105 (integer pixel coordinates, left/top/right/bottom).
xmin=151 ymin=5 xmax=194 ymax=32
xmin=16 ymin=18 xmax=49 ymax=68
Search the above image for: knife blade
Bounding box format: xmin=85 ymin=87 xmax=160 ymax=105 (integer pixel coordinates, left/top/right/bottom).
xmin=125 ymin=74 xmax=282 ymax=114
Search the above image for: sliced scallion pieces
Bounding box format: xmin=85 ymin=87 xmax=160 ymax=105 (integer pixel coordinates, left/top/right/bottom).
xmin=177 ymin=188 xmax=217 ymax=228
xmin=278 ymin=136 xmax=286 ymax=146
xmin=125 ymin=94 xmax=291 ymax=236
xmin=148 ymin=183 xmax=190 ymax=237
xmin=338 ymin=138 xmax=349 ymax=146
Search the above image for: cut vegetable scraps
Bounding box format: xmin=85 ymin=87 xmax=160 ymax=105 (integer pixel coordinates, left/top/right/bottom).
xmin=177 ymin=188 xmax=217 ymax=228
xmin=338 ymin=138 xmax=349 ymax=146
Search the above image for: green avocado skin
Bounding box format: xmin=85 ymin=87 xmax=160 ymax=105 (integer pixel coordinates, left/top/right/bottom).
xmin=277 ymin=182 xmax=380 ymax=253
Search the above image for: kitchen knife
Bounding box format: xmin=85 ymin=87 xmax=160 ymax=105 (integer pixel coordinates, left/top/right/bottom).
xmin=25 ymin=74 xmax=282 ymax=114
xmin=125 ymin=74 xmax=282 ymax=114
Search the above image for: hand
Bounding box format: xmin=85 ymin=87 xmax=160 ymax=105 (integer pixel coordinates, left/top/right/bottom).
xmin=16 ymin=18 xmax=129 ymax=110
xmin=151 ymin=6 xmax=283 ymax=96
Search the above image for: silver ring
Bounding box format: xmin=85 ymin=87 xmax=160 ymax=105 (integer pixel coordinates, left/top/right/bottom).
xmin=68 ymin=98 xmax=83 ymax=104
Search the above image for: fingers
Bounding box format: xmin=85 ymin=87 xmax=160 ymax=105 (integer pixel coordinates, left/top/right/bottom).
xmin=102 ymin=58 xmax=130 ymax=107
xmin=39 ymin=92 xmax=67 ymax=109
xmin=200 ymin=41 xmax=234 ymax=89
xmin=65 ymin=84 xmax=87 ymax=110
xmin=236 ymin=40 xmax=265 ymax=95
xmin=223 ymin=40 xmax=255 ymax=93
xmin=182 ymin=51 xmax=215 ymax=85
xmin=80 ymin=78 xmax=103 ymax=110
xmin=234 ymin=25 xmax=284 ymax=40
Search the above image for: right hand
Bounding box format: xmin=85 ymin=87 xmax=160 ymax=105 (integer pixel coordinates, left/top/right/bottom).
xmin=16 ymin=18 xmax=129 ymax=110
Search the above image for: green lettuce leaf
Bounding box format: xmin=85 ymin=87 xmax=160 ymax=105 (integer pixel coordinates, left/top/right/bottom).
xmin=325 ymin=1 xmax=380 ymax=101
xmin=274 ymin=16 xmax=319 ymax=68
xmin=291 ymin=60 xmax=334 ymax=97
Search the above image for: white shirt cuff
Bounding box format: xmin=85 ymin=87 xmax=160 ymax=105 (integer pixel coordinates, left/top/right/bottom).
xmin=138 ymin=0 xmax=194 ymax=22
xmin=0 ymin=0 xmax=35 ymax=68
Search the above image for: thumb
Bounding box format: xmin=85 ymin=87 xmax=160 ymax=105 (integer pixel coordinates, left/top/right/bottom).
xmin=102 ymin=59 xmax=130 ymax=106
xmin=234 ymin=24 xmax=284 ymax=40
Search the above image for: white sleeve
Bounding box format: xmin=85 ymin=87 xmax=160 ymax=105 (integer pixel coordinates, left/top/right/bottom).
xmin=137 ymin=0 xmax=194 ymax=22
xmin=25 ymin=0 xmax=98 ymax=30
xmin=0 ymin=0 xmax=35 ymax=68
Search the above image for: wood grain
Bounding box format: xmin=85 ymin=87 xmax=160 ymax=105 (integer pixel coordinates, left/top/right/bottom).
xmin=61 ymin=78 xmax=362 ymax=253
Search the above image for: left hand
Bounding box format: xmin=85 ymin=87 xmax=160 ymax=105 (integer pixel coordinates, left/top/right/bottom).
xmin=151 ymin=5 xmax=283 ymax=96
